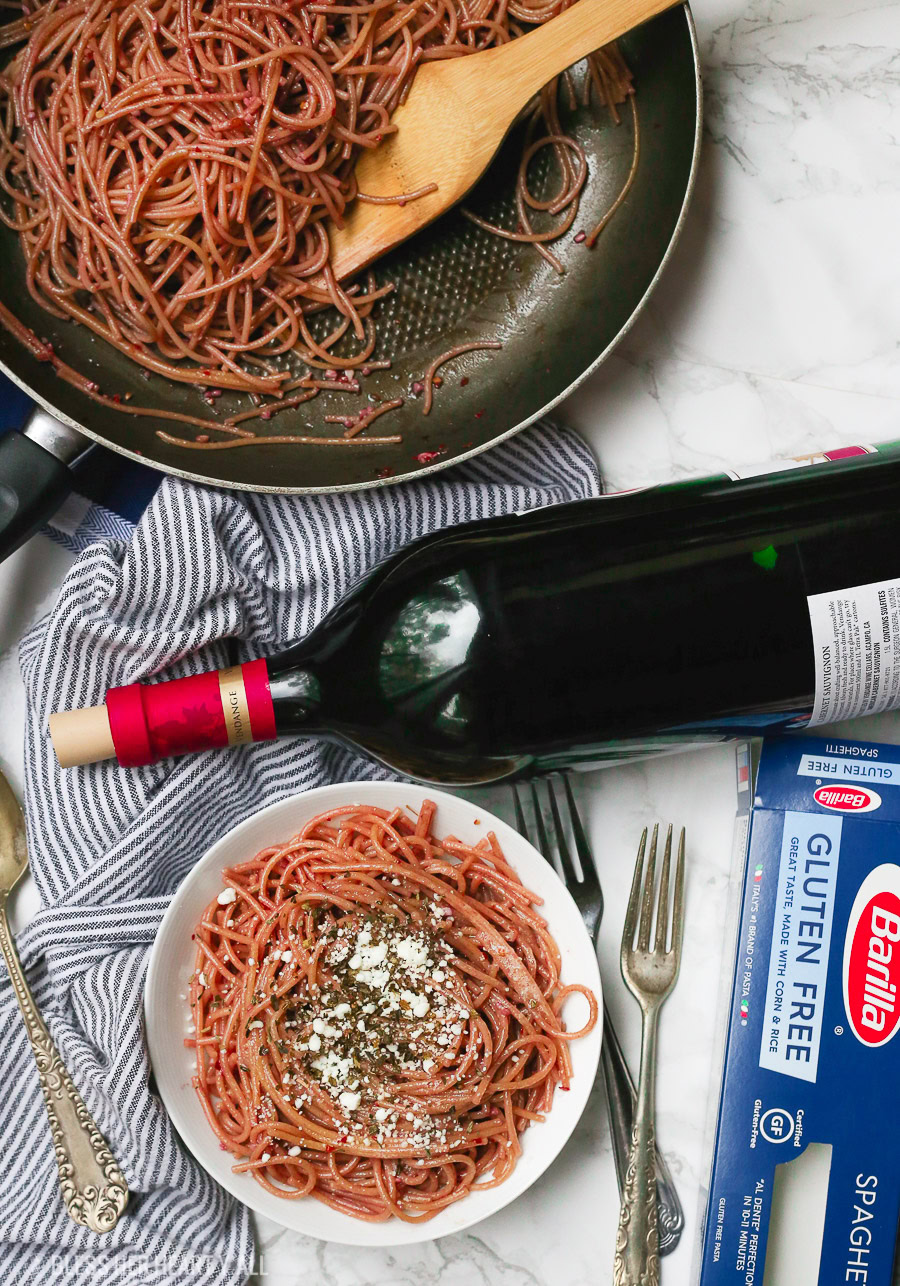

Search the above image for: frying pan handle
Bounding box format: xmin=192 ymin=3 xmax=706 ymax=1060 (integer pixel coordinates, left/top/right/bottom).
xmin=0 ymin=410 xmax=89 ymax=561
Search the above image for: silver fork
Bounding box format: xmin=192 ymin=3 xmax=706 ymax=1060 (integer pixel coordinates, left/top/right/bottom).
xmin=511 ymin=777 xmax=684 ymax=1255
xmin=614 ymin=823 xmax=686 ymax=1286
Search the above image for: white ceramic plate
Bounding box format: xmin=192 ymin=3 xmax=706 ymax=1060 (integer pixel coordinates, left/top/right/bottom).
xmin=144 ymin=782 xmax=603 ymax=1246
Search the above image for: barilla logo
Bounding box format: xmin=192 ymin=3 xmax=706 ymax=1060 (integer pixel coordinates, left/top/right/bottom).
xmin=843 ymin=864 xmax=900 ymax=1047
xmin=814 ymin=785 xmax=882 ymax=813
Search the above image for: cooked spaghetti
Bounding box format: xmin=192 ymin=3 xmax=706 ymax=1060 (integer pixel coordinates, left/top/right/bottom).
xmin=187 ymin=800 xmax=597 ymax=1220
xmin=0 ymin=0 xmax=635 ymax=437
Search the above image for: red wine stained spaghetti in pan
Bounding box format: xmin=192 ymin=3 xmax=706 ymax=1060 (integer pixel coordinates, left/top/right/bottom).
xmin=187 ymin=800 xmax=597 ymax=1220
xmin=0 ymin=0 xmax=636 ymax=451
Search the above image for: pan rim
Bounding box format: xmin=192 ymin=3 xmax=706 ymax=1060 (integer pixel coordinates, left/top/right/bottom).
xmin=0 ymin=3 xmax=702 ymax=496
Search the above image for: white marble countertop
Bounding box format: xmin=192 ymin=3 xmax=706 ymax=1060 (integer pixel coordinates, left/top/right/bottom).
xmin=1 ymin=0 xmax=897 ymax=1281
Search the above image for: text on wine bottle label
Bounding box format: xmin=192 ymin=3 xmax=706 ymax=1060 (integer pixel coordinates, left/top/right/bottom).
xmin=807 ymin=578 xmax=900 ymax=726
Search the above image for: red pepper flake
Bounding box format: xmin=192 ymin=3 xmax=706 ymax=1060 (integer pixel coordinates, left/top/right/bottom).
xmin=574 ymin=231 xmax=587 ymax=244
xmin=460 ymin=376 xmax=469 ymax=386
xmin=260 ymin=409 xmax=272 ymax=420
xmin=376 ymin=466 xmax=395 ymax=478
xmin=360 ymin=365 xmax=372 ymax=377
xmin=414 ymin=449 xmax=445 ymax=464
xmin=474 ymin=409 xmax=484 ymax=419
xmin=324 ymin=369 xmax=338 ymax=381
xmin=112 ymin=393 xmax=121 ymax=403
xmin=410 ymin=381 xmax=424 ymax=396
xmin=85 ymin=380 xmax=100 ymax=394
xmin=35 ymin=339 xmax=54 ymax=362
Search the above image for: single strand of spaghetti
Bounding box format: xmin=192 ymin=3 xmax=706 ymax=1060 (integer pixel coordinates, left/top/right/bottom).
xmin=518 ymin=133 xmax=586 ymax=213
xmin=421 ymin=341 xmax=502 ymax=414
xmin=289 ymin=375 xmax=359 ymax=392
xmin=355 ymin=180 xmax=437 ymax=204
xmin=239 ymin=1160 xmax=318 ymax=1198
xmin=224 ymin=388 xmax=318 ymax=426
xmin=340 ymin=396 xmax=404 ymax=437
xmin=154 ymin=427 xmax=402 ymax=449
xmin=586 ymin=93 xmax=639 ymax=247
xmin=550 ymin=982 xmax=599 ymax=1039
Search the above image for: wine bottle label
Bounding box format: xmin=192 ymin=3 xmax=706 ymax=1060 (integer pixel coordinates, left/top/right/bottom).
xmin=807 ymin=578 xmax=900 ymax=725
xmin=726 ymin=444 xmax=878 ymax=481
xmin=218 ymin=665 xmax=254 ymax=746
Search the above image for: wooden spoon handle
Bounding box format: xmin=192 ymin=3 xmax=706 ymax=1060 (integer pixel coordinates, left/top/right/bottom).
xmin=478 ymin=0 xmax=678 ymax=116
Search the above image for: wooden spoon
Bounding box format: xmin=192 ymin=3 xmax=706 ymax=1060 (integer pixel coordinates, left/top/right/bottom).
xmin=329 ymin=0 xmax=678 ymax=281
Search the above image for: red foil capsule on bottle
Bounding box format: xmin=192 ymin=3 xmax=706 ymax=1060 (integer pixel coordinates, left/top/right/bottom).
xmin=105 ymin=659 xmax=276 ymax=766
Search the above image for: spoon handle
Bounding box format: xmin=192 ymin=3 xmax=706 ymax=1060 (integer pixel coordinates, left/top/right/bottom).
xmin=478 ymin=0 xmax=678 ymax=117
xmin=0 ymin=900 xmax=128 ymax=1233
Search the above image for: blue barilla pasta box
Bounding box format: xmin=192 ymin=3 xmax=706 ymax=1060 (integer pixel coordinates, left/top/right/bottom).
xmin=700 ymin=735 xmax=900 ymax=1286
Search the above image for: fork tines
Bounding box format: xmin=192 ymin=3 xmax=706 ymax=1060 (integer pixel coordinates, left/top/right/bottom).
xmin=622 ymin=823 xmax=686 ymax=981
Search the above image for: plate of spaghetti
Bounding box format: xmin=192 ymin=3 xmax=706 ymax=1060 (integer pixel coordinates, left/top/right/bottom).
xmin=144 ymin=781 xmax=602 ymax=1243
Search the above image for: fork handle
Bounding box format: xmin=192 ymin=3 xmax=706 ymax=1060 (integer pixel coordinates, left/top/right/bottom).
xmin=0 ymin=899 xmax=129 ymax=1233
xmin=601 ymin=1002 xmax=684 ymax=1253
xmin=614 ymin=1006 xmax=660 ymax=1286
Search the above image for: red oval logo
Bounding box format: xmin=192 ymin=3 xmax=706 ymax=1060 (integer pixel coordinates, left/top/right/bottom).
xmin=845 ymin=887 xmax=900 ymax=1046
xmin=814 ymin=785 xmax=881 ymax=813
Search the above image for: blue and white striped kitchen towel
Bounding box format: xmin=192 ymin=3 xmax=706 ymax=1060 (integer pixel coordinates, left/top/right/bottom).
xmin=1 ymin=421 xmax=601 ymax=1286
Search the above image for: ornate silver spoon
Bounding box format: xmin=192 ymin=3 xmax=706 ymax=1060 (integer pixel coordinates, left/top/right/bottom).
xmin=0 ymin=767 xmax=128 ymax=1233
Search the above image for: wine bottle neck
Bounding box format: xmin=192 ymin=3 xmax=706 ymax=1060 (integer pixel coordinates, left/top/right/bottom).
xmin=267 ymin=663 xmax=323 ymax=732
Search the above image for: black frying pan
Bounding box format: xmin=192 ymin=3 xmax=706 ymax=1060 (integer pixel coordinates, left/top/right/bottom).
xmin=0 ymin=4 xmax=700 ymax=559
